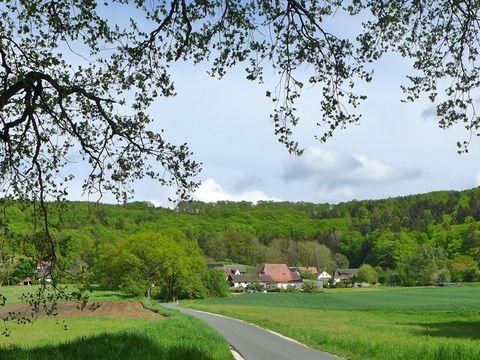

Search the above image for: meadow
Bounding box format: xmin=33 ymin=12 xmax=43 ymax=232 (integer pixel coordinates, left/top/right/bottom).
xmin=185 ymin=283 xmax=480 ymax=360
xmin=0 ymin=287 xmax=233 ymax=360
xmin=0 ymin=285 xmax=132 ymax=305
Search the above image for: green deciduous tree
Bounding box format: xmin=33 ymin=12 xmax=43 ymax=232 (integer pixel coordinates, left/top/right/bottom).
xmin=296 ymin=241 xmax=335 ymax=271
xmin=374 ymin=231 xmax=418 ymax=269
xmin=449 ymin=255 xmax=480 ymax=282
xmin=205 ymin=231 xmax=264 ymax=265
xmin=333 ymin=253 xmax=349 ymax=269
xmin=10 ymin=257 xmax=36 ymax=284
xmin=398 ymin=244 xmax=450 ymax=286
xmin=201 ymin=268 xmax=229 ymax=298
xmin=356 ymin=264 xmax=378 ymax=284
xmin=461 ymin=222 xmax=480 ymax=257
xmin=339 ymin=231 xmax=365 ymax=267
xmin=98 ymin=230 xmax=207 ymax=300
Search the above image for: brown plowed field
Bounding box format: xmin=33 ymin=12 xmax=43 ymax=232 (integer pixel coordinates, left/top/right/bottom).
xmin=0 ymin=301 xmax=162 ymax=320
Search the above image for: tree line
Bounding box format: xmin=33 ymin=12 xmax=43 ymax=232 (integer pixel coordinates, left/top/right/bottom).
xmin=1 ymin=187 xmax=480 ymax=295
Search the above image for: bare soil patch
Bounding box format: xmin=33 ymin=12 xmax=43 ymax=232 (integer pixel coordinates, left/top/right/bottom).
xmin=0 ymin=301 xmax=162 ymax=320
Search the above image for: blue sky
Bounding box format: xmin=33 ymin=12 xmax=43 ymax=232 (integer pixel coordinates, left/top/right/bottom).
xmin=66 ymin=6 xmax=480 ymax=206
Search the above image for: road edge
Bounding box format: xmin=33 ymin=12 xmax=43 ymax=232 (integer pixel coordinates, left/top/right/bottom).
xmin=230 ymin=346 xmax=245 ymax=360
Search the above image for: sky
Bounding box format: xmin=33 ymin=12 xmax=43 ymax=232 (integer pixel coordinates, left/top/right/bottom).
xmin=118 ymin=57 xmax=480 ymax=207
xmin=66 ymin=6 xmax=480 ymax=207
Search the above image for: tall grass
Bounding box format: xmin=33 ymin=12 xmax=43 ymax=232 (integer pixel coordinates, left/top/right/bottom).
xmin=185 ymin=284 xmax=480 ymax=360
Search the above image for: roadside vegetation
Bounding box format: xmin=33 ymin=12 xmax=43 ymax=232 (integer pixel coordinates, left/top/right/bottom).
xmin=185 ymin=283 xmax=480 ymax=360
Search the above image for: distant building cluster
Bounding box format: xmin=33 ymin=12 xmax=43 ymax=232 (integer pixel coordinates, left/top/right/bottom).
xmin=208 ymin=262 xmax=362 ymax=291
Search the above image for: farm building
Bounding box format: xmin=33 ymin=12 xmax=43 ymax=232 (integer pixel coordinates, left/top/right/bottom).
xmin=333 ymin=268 xmax=359 ymax=284
xmin=260 ymin=264 xmax=303 ymax=289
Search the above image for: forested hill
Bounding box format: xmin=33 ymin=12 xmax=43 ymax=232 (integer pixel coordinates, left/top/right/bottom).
xmin=2 ymin=187 xmax=480 ymax=285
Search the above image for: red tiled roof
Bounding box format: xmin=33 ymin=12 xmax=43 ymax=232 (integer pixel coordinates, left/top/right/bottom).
xmin=262 ymin=264 xmax=298 ymax=282
xmin=290 ymin=271 xmax=301 ymax=281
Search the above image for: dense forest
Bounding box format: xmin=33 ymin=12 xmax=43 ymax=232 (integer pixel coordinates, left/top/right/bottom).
xmin=1 ymin=187 xmax=480 ymax=295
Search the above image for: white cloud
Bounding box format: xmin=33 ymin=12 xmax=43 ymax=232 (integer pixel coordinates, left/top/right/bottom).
xmin=346 ymin=154 xmax=421 ymax=185
xmin=283 ymin=147 xmax=421 ymax=188
xmin=347 ymin=154 xmax=396 ymax=183
xmin=283 ymin=147 xmax=360 ymax=181
xmin=194 ymin=178 xmax=281 ymax=203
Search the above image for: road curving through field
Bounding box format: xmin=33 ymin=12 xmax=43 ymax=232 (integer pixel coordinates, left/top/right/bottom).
xmin=162 ymin=303 xmax=341 ymax=360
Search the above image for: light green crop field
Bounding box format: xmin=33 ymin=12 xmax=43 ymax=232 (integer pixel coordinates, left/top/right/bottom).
xmin=0 ymin=288 xmax=233 ymax=360
xmin=184 ymin=283 xmax=480 ymax=360
xmin=0 ymin=285 xmax=134 ymax=305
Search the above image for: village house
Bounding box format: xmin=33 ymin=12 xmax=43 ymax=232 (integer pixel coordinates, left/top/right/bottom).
xmin=260 ymin=263 xmax=303 ymax=289
xmin=316 ymin=270 xmax=332 ymax=282
xmin=18 ymin=276 xmax=33 ymax=286
xmin=289 ymin=266 xmax=318 ymax=277
xmin=227 ymin=273 xmax=272 ymax=290
xmin=36 ymin=260 xmax=53 ymax=283
xmin=224 ymin=264 xmax=246 ymax=277
xmin=333 ymin=268 xmax=359 ymax=285
xmin=207 ymin=263 xmax=246 ymax=273
xmin=207 ymin=263 xmax=247 ymax=280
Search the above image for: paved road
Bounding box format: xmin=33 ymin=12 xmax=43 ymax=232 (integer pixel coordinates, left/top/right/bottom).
xmin=162 ymin=303 xmax=340 ymax=360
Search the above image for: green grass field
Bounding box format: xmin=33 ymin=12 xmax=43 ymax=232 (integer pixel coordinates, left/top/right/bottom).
xmin=0 ymin=285 xmax=134 ymax=305
xmin=184 ymin=284 xmax=480 ymax=360
xmin=0 ymin=288 xmax=233 ymax=360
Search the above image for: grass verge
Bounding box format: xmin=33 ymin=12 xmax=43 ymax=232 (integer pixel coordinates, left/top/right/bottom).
xmin=0 ymin=295 xmax=233 ymax=360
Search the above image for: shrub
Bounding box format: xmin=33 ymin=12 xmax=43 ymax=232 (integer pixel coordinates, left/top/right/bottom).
xmin=302 ymin=281 xmax=319 ymax=293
